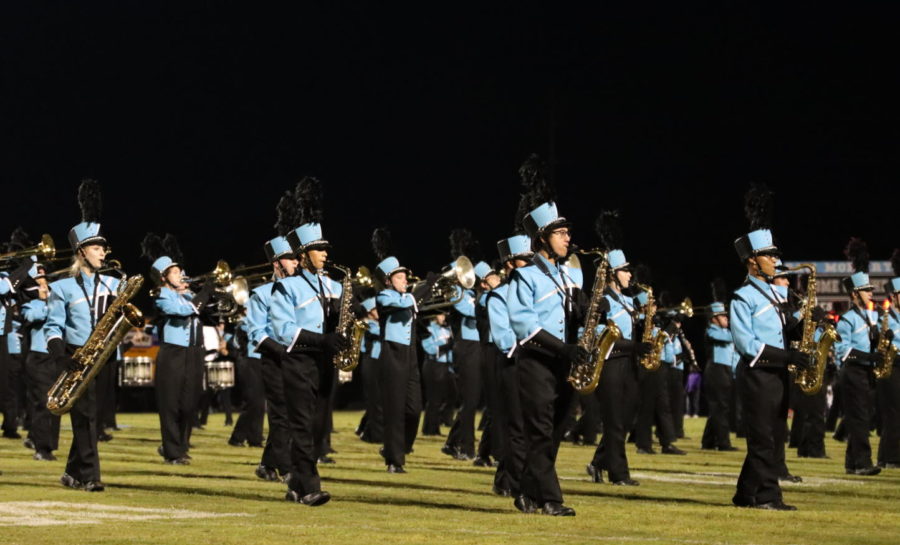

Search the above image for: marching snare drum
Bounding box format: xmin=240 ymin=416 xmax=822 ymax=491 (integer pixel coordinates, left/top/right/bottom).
xmin=120 ymin=356 xmax=155 ymax=387
xmin=205 ymin=360 xmax=235 ymax=390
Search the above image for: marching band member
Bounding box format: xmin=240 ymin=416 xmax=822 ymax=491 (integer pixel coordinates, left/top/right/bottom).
xmin=877 ymin=250 xmax=900 ymax=468
xmin=586 ymin=210 xmax=648 ymax=487
xmin=230 ymin=313 xmax=266 ymax=448
xmin=834 ymin=238 xmax=882 ymax=476
xmin=443 ymin=229 xmax=482 ymax=461
xmin=270 ymin=177 xmax=346 ymax=505
xmin=44 ymin=179 xmax=119 ymax=491
xmin=489 ymin=233 xmax=532 ymax=497
xmin=701 ymin=300 xmax=740 ymax=452
xmin=475 ymin=261 xmax=502 ymax=467
xmin=770 ymin=264 xmax=805 ymax=481
xmin=663 ymin=312 xmax=690 ymax=445
xmin=729 ymin=184 xmax=810 ymax=510
xmin=632 ymin=288 xmax=683 ymax=456
xmin=357 ymin=296 xmax=383 ymax=443
xmin=21 ymin=262 xmax=62 ymax=460
xmin=248 ymin=231 xmax=298 ymax=481
xmin=507 ymin=155 xmax=584 ymax=516
xmin=421 ymin=312 xmax=453 ymax=436
xmin=142 ymin=233 xmax=214 ymax=465
xmin=0 ymin=233 xmax=35 ymax=440
xmin=371 ymin=227 xmax=430 ymax=474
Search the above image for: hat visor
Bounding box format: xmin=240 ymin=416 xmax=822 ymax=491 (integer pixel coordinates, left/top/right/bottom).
xmin=302 ymin=240 xmax=331 ymax=252
xmin=389 ymin=266 xmax=410 ymax=277
xmin=753 ymin=246 xmax=781 ymax=257
xmin=611 ymin=261 xmax=631 ymax=271
xmin=77 ymin=236 xmax=108 ymax=249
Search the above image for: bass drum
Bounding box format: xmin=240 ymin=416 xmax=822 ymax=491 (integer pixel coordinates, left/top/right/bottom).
xmin=205 ymin=360 xmax=235 ymax=390
xmin=119 ymin=356 xmax=155 ymax=387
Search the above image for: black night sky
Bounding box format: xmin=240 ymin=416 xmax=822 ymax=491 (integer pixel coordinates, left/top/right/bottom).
xmin=2 ymin=3 xmax=898 ymax=312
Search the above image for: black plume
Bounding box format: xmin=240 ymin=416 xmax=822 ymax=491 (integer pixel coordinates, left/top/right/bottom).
xmin=140 ymin=232 xmax=166 ymax=262
xmin=449 ymin=228 xmax=474 ymax=259
xmin=274 ymin=190 xmax=297 ymax=236
xmin=743 ymin=182 xmax=774 ymax=231
xmin=632 ymin=263 xmax=652 ymax=286
xmin=77 ymin=178 xmax=102 ymax=223
xmin=371 ymin=227 xmax=392 ymax=261
xmin=710 ymin=277 xmax=729 ymax=303
xmin=594 ymin=210 xmax=624 ymax=251
xmin=891 ymin=248 xmax=900 ymax=277
xmin=295 ymin=176 xmax=324 ymax=225
xmin=843 ymin=237 xmax=870 ymax=273
xmin=162 ymin=233 xmax=184 ymax=265
xmin=8 ymin=227 xmax=31 ymax=250
xmin=515 ymin=154 xmax=556 ymax=226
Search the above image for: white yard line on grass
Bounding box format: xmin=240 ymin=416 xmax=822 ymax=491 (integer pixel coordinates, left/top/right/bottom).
xmin=0 ymin=501 xmax=250 ymax=527
xmin=561 ymin=471 xmax=865 ymax=488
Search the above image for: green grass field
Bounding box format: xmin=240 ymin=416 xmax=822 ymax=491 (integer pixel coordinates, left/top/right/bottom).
xmin=1 ymin=412 xmax=899 ymax=545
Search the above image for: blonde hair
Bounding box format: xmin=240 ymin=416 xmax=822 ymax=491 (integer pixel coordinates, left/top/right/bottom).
xmin=66 ymin=251 xmax=89 ymax=278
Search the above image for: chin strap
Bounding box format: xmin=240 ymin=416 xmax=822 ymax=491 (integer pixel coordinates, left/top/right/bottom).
xmin=753 ymin=256 xmax=774 ymax=283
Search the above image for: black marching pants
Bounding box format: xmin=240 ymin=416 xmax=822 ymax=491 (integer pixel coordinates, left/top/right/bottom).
xmin=494 ymin=350 xmax=525 ymax=495
xmin=702 ymin=363 xmax=734 ymax=449
xmin=477 ymin=344 xmax=503 ymax=459
xmin=592 ymin=355 xmax=639 ymax=482
xmin=25 ymin=351 xmax=61 ymax=453
xmin=877 ymin=363 xmax=900 ymax=464
xmin=841 ymin=362 xmax=876 ymax=470
xmin=1 ymin=340 xmax=20 ymax=433
xmin=667 ymin=365 xmax=686 ymax=438
xmin=64 ymin=344 xmax=101 ymax=482
xmin=155 ymin=343 xmax=204 ymax=460
xmin=316 ymin=364 xmax=336 ymax=458
xmin=379 ymin=341 xmax=421 ymax=467
xmin=231 ymin=356 xmax=266 ymax=445
xmin=795 ymin=384 xmax=827 ymax=458
xmin=446 ymin=339 xmax=481 ymax=456
xmin=517 ymin=349 xmax=574 ymax=504
xmin=734 ymin=362 xmax=786 ymax=506
xmin=634 ymin=364 xmax=676 ymax=450
xmin=282 ymin=350 xmax=327 ymax=495
xmin=359 ymin=354 xmax=384 ymax=442
xmin=422 ymin=357 xmax=450 ymax=435
xmin=260 ymin=353 xmax=291 ymax=474
xmin=95 ymin=358 xmax=118 ymax=430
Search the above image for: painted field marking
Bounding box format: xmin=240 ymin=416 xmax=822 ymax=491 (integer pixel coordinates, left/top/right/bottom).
xmin=562 ymin=471 xmax=865 ymax=488
xmin=0 ymin=501 xmax=250 ymax=527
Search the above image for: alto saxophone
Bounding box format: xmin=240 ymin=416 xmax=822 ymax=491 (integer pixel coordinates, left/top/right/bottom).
xmin=567 ymin=249 xmax=621 ymax=395
xmin=636 ymin=284 xmax=668 ymax=371
xmin=47 ymin=274 xmax=145 ymax=415
xmin=874 ymin=305 xmax=898 ymax=380
xmin=786 ymin=264 xmax=837 ymax=395
xmin=330 ymin=264 xmax=367 ymax=372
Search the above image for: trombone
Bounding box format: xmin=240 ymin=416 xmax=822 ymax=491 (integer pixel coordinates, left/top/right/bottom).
xmin=658 ymin=297 xmax=694 ymax=319
xmin=0 ymin=234 xmax=56 ymax=263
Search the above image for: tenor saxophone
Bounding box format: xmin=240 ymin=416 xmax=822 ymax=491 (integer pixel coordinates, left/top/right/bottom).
xmin=874 ymin=305 xmax=898 ymax=380
xmin=567 ymin=249 xmax=621 ymax=395
xmin=786 ymin=264 xmax=837 ymax=395
xmin=47 ymin=274 xmax=145 ymax=415
xmin=330 ymin=264 xmax=367 ymax=372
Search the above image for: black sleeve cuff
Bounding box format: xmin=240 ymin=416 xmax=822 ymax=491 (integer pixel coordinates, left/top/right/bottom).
xmin=848 ymin=349 xmax=873 ymax=362
xmin=47 ymin=337 xmax=65 ymax=359
xmin=257 ymin=337 xmax=285 ymax=358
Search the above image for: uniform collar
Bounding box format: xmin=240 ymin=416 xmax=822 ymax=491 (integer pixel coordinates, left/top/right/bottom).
xmin=534 ymin=253 xmax=560 ymax=275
